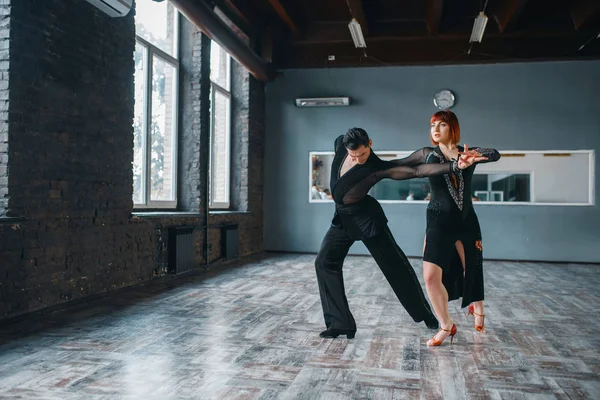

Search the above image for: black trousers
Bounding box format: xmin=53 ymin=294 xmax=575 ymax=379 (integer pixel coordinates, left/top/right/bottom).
xmin=315 ymin=224 xmax=435 ymax=331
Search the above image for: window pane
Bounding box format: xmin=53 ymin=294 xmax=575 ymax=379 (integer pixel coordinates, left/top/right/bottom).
xmin=133 ymin=42 xmax=147 ymax=205
xmin=135 ymin=0 xmax=177 ymax=57
xmin=471 ymin=174 xmax=488 ymax=192
xmin=150 ymin=57 xmax=177 ymax=202
xmin=210 ymin=41 xmax=230 ymax=90
xmin=491 ymin=173 xmax=531 ymax=202
xmin=210 ymin=89 xmax=231 ymax=206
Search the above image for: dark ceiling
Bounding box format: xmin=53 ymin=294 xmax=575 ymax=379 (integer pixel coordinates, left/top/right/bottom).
xmin=209 ymin=0 xmax=600 ymax=69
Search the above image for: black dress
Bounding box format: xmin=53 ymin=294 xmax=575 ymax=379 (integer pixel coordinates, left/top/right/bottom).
xmin=393 ymin=146 xmax=501 ymax=308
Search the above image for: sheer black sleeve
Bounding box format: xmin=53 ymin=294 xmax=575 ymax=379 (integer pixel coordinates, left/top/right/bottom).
xmin=388 ymin=147 xmax=434 ymax=167
xmin=376 ymin=160 xmax=457 ymax=181
xmin=469 ymin=147 xmax=501 ymax=164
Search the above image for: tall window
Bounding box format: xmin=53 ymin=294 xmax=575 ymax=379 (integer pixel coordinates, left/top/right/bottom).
xmin=134 ymin=1 xmax=179 ymax=208
xmin=209 ymin=41 xmax=231 ymax=209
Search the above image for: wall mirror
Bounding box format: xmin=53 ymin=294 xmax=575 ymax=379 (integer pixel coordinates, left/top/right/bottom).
xmin=309 ymin=150 xmax=595 ymax=206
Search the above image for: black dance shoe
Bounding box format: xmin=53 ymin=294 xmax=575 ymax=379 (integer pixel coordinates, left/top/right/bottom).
xmin=319 ymin=329 xmax=356 ymax=339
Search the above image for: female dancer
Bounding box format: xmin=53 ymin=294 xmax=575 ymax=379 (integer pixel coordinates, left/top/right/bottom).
xmin=392 ymin=110 xmax=500 ymax=346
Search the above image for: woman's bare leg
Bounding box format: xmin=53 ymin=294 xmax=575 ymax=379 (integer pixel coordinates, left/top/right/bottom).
xmin=423 ymin=262 xmax=453 ymax=344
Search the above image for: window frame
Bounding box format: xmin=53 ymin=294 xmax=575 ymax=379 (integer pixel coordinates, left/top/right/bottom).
xmin=133 ymin=9 xmax=180 ymax=209
xmin=209 ymin=43 xmax=232 ymax=210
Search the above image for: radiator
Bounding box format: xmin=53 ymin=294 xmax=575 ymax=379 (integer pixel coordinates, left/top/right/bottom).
xmin=221 ymin=224 xmax=239 ymax=260
xmin=168 ymin=226 xmax=195 ymax=274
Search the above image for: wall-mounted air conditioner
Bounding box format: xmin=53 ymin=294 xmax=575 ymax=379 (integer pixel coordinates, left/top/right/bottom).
xmin=295 ymin=97 xmax=351 ymax=107
xmin=84 ymin=0 xmax=132 ymax=18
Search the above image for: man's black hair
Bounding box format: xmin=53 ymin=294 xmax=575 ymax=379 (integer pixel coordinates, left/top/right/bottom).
xmin=343 ymin=127 xmax=370 ymax=150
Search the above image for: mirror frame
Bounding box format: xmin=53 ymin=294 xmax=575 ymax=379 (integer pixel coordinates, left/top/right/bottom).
xmin=308 ymin=150 xmax=595 ymax=206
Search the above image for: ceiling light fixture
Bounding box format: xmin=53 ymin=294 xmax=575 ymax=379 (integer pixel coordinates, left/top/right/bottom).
xmin=469 ymin=12 xmax=489 ymax=43
xmin=348 ymin=18 xmax=367 ymax=48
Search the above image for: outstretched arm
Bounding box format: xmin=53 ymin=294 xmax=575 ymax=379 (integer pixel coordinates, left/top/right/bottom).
xmin=460 ymin=145 xmax=501 ymax=164
xmin=377 ymin=159 xmax=459 ymax=181
xmin=388 ymin=147 xmax=433 ymax=167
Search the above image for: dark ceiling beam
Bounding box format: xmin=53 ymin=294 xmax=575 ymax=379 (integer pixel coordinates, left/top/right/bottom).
xmin=267 ymin=0 xmax=302 ymax=39
xmin=226 ymin=0 xmax=264 ymax=27
xmin=215 ymin=0 xmax=252 ymax=32
xmin=261 ymin=24 xmax=276 ymax=63
xmin=490 ymin=0 xmax=529 ymax=33
xmin=169 ymin=0 xmax=276 ymax=81
xmin=212 ymin=0 xmax=253 ymax=35
xmin=213 ymin=6 xmax=251 ymax=44
xmin=278 ymin=34 xmax=596 ymax=68
xmin=221 ymin=0 xmax=252 ymax=26
xmin=347 ymin=0 xmax=369 ymax=36
xmin=213 ymin=0 xmax=269 ymax=46
xmin=426 ymin=0 xmax=443 ymax=35
xmin=571 ymin=0 xmax=600 ymax=30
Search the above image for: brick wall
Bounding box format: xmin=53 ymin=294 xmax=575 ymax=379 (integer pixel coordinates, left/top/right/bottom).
xmin=0 ymin=1 xmax=266 ymax=320
xmin=177 ymin=17 xmax=265 ymax=261
xmin=0 ymin=0 xmax=155 ymax=319
xmin=179 ymin=15 xmax=209 ymax=213
xmin=219 ymin=60 xmax=265 ymax=256
xmin=0 ymin=0 xmax=9 ymax=216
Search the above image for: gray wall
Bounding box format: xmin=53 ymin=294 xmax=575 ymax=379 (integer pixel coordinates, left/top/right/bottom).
xmin=264 ymin=60 xmax=600 ymax=263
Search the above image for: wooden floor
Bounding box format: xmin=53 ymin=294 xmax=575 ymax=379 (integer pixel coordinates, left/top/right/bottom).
xmin=0 ymin=253 xmax=599 ymax=399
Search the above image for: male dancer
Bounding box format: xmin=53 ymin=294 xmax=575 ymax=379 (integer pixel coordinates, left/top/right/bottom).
xmin=315 ymin=127 xmax=476 ymax=339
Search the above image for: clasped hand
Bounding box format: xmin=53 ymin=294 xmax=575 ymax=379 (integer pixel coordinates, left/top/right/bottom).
xmin=457 ymin=144 xmax=488 ymax=169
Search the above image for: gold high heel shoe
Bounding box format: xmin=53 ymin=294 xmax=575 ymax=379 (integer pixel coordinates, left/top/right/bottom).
xmin=427 ymin=324 xmax=457 ymax=346
xmin=466 ymin=304 xmax=485 ymax=332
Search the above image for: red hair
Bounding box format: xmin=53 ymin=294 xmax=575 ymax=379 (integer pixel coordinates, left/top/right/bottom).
xmin=430 ymin=110 xmax=460 ymax=146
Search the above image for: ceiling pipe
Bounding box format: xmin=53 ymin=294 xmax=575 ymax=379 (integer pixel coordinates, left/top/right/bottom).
xmin=168 ymin=0 xmax=276 ymax=82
